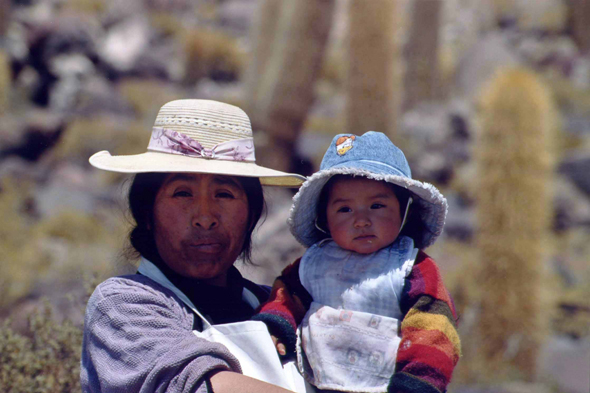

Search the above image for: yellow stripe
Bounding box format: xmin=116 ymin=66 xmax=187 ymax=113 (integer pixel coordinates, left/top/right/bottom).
xmin=402 ymin=308 xmax=461 ymax=355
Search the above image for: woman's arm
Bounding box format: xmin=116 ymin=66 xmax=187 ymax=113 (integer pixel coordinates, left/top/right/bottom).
xmin=81 ymin=275 xmax=241 ymax=393
xmin=388 ymin=251 xmax=461 ymax=393
xmin=209 ymin=371 xmax=295 ymax=393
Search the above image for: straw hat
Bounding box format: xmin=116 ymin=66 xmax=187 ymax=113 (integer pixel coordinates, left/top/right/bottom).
xmin=89 ymin=99 xmax=305 ymax=187
xmin=289 ymin=131 xmax=448 ymax=249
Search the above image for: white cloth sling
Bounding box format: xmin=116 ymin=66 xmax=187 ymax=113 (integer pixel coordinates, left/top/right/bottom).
xmin=138 ymin=258 xmax=314 ymax=392
xmin=297 ymin=238 xmax=418 ymax=392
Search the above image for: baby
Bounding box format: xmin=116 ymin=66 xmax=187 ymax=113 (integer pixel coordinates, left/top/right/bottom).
xmin=254 ymin=131 xmax=461 ymax=393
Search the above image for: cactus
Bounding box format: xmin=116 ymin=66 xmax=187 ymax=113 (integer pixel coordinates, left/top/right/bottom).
xmin=0 ymin=49 xmax=10 ymax=114
xmin=243 ymin=0 xmax=335 ymax=172
xmin=346 ymin=0 xmax=399 ymax=137
xmin=570 ymin=0 xmax=590 ymax=54
xmin=0 ymin=0 xmax=10 ymax=36
xmin=474 ymin=67 xmax=557 ymax=381
xmin=402 ymin=0 xmax=442 ymax=112
xmin=242 ymin=0 xmax=283 ymax=126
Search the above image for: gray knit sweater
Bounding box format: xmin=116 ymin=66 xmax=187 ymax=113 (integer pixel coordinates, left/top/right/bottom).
xmin=80 ymin=274 xmax=242 ymax=393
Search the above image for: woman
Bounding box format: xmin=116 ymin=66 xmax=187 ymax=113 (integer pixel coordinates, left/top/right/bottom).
xmin=81 ymin=99 xmax=309 ymax=392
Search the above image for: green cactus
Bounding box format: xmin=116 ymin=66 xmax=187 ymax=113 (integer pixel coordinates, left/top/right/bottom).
xmin=346 ymin=0 xmax=399 ymax=137
xmin=570 ymin=0 xmax=590 ymax=54
xmin=474 ymin=67 xmax=557 ymax=381
xmin=0 ymin=49 xmax=11 ymax=114
xmin=402 ymin=0 xmax=442 ymax=112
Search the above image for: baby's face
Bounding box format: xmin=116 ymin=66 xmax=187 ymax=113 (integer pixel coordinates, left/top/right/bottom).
xmin=326 ymin=177 xmax=402 ymax=254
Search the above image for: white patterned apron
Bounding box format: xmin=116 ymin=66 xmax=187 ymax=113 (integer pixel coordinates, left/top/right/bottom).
xmin=138 ymin=258 xmax=315 ymax=392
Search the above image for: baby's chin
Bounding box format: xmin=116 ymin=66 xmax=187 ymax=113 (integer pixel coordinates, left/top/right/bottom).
xmin=341 ymin=239 xmax=394 ymax=254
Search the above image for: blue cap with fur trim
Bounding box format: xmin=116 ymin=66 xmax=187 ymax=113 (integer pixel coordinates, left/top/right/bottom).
xmin=288 ymin=131 xmax=447 ymax=249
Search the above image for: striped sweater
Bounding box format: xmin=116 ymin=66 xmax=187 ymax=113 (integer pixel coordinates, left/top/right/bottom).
xmin=253 ymin=250 xmax=461 ymax=393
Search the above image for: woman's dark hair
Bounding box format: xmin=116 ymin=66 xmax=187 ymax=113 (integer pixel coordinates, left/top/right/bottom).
xmin=315 ymin=174 xmax=431 ymax=247
xmin=126 ymin=172 xmax=265 ymax=264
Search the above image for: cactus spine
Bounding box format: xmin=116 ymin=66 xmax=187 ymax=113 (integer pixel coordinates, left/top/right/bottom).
xmin=475 ymin=67 xmax=556 ymax=381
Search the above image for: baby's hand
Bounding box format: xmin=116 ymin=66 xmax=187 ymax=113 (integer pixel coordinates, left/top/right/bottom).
xmin=271 ymin=335 xmax=287 ymax=356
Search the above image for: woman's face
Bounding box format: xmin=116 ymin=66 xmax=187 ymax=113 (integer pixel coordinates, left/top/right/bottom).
xmin=152 ymin=173 xmax=250 ymax=287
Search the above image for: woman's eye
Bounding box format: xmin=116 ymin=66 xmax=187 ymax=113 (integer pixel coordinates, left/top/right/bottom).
xmin=216 ymin=191 xmax=235 ymax=199
xmin=173 ymin=190 xmax=192 ymax=197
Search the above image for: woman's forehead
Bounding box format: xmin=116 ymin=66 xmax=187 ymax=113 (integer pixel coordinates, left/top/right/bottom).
xmin=163 ymin=173 xmax=243 ymax=189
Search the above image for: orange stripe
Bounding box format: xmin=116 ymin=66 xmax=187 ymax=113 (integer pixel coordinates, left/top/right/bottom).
xmin=400 ymin=326 xmax=461 ymax=360
xmin=402 ymin=309 xmax=461 ymax=356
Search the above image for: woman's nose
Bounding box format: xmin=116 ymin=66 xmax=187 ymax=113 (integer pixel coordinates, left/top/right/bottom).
xmin=192 ymin=201 xmax=219 ymax=230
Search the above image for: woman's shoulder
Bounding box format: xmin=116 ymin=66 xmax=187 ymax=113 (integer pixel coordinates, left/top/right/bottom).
xmin=88 ymin=274 xmax=192 ymax=319
xmin=93 ymin=273 xmax=173 ymax=299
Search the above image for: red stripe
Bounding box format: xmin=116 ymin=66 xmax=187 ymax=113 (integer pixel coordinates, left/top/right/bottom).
xmin=401 ymin=326 xmax=460 ymax=360
xmin=413 ymin=255 xmax=454 ymax=308
xmin=396 ymin=343 xmax=455 ymax=382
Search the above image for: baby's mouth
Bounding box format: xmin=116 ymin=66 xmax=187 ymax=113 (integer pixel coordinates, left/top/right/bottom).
xmin=354 ymin=234 xmax=376 ymax=241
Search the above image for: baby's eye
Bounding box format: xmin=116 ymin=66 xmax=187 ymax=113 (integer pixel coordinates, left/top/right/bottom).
xmin=371 ymin=203 xmax=385 ymax=209
xmin=337 ymin=206 xmax=351 ymax=213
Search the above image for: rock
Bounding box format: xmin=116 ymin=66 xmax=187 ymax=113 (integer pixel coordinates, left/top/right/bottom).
xmin=239 ymin=187 xmax=304 ymax=286
xmin=73 ymin=75 xmax=135 ymax=116
xmin=455 ymin=32 xmax=521 ymax=100
xmin=539 ymin=336 xmax=590 ymax=393
xmin=559 ymin=153 xmax=590 ymax=197
xmin=0 ymin=109 xmax=65 ymax=162
xmin=35 ymin=163 xmax=98 ymax=217
xmin=133 ymin=41 xmax=183 ymax=80
xmin=48 ymin=53 xmax=95 ymax=112
xmin=98 ymin=16 xmax=151 ymax=74
xmin=218 ymin=0 xmax=258 ymax=36
xmin=553 ymin=176 xmax=590 ymax=231
xmin=514 ymin=0 xmax=568 ymax=33
xmin=443 ymin=192 xmax=474 ymax=241
xmin=400 ymin=102 xmax=469 ymax=185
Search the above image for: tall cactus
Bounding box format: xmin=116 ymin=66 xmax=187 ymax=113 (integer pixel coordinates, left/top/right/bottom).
xmin=570 ymin=0 xmax=590 ymax=55
xmin=0 ymin=49 xmax=10 ymax=114
xmin=474 ymin=67 xmax=556 ymax=381
xmin=346 ymin=0 xmax=399 ymax=138
xmin=242 ymin=0 xmax=283 ymax=126
xmin=402 ymin=0 xmax=442 ymax=112
xmin=243 ymin=0 xmax=335 ymax=172
xmin=0 ymin=0 xmax=9 ymax=36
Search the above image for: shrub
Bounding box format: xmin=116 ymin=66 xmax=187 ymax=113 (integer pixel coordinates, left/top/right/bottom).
xmin=0 ymin=300 xmax=83 ymax=393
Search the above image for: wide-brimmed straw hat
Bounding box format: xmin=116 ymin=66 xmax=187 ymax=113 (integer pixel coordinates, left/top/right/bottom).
xmin=288 ymin=131 xmax=448 ymax=249
xmin=89 ymin=99 xmax=305 ymax=187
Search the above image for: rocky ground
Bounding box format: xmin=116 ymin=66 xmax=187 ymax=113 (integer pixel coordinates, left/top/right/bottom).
xmin=0 ymin=0 xmax=589 ymax=392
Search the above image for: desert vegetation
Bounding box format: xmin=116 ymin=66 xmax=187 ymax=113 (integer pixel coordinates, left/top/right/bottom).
xmin=0 ymin=0 xmax=589 ymax=392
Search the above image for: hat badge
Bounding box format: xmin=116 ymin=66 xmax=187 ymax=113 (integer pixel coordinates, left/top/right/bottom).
xmin=336 ymin=135 xmax=355 ymax=156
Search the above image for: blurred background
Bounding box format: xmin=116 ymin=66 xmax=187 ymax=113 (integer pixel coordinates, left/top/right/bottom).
xmin=0 ymin=0 xmax=589 ymax=392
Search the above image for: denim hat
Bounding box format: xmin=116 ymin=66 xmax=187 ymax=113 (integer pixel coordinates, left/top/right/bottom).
xmin=288 ymin=131 xmax=447 ymax=249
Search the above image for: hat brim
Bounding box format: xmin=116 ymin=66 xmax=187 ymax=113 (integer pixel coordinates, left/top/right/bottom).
xmin=89 ymin=150 xmax=305 ymax=187
xmin=288 ymin=163 xmax=448 ymax=248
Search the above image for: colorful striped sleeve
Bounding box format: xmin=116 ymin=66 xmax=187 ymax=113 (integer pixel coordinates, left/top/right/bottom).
xmin=388 ymin=251 xmax=461 ymax=393
xmin=252 ymin=258 xmax=311 ymax=357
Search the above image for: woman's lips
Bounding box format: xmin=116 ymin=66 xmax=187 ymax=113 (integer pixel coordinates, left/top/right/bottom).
xmin=189 ymin=241 xmax=223 ymax=253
